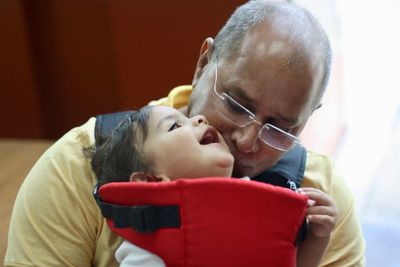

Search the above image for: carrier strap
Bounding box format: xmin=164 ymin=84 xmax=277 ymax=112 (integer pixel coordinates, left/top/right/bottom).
xmin=93 ymin=183 xmax=180 ymax=233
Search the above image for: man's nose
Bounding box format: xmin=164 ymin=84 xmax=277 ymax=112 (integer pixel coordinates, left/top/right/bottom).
xmin=230 ymin=124 xmax=260 ymax=154
xmin=191 ymin=115 xmax=209 ymax=126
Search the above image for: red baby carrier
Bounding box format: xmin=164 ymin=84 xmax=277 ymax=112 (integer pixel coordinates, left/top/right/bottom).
xmin=94 ymin=111 xmax=309 ymax=267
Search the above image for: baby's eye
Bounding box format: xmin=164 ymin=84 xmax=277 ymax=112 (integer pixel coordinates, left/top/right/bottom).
xmin=168 ymin=122 xmax=181 ymax=132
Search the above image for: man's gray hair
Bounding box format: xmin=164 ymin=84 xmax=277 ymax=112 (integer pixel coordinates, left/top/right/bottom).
xmin=212 ymin=0 xmax=332 ymax=94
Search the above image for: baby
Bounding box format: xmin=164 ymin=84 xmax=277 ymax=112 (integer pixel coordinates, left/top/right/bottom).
xmin=91 ymin=105 xmax=337 ymax=267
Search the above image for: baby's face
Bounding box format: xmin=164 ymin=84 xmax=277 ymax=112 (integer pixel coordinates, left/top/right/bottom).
xmin=142 ymin=106 xmax=234 ymax=180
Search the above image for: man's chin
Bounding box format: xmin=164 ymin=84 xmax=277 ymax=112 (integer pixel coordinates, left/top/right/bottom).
xmin=232 ymin=161 xmax=279 ymax=178
xmin=232 ymin=164 xmax=257 ymax=178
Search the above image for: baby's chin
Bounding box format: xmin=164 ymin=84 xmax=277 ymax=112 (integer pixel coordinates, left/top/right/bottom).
xmin=215 ymin=154 xmax=234 ymax=177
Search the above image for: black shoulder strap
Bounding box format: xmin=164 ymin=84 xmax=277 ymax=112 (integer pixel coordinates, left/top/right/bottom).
xmin=95 ymin=111 xmax=133 ymax=148
xmin=253 ymin=144 xmax=307 ymax=189
xmin=252 ymin=143 xmax=308 ymax=245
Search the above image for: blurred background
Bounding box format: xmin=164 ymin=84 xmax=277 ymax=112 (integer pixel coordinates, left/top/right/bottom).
xmin=1 ymin=0 xmax=399 ymax=266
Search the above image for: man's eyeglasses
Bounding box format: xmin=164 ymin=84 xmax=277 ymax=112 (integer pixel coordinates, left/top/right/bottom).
xmin=212 ymin=58 xmax=300 ymax=152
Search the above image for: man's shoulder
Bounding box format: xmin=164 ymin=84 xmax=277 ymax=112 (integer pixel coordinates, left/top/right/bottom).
xmin=50 ymin=117 xmax=96 ymax=155
xmin=305 ymin=150 xmax=334 ymax=170
xmin=303 ymin=150 xmax=337 ymax=190
xmin=29 ymin=117 xmax=97 ymax=184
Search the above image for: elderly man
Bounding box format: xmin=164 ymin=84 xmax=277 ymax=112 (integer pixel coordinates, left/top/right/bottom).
xmin=5 ymin=1 xmax=365 ymax=266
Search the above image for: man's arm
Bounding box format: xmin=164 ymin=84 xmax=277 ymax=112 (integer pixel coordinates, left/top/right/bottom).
xmin=303 ymin=152 xmax=366 ymax=267
xmin=5 ymin=118 xmax=120 ymax=267
xmin=321 ymin=184 xmax=366 ymax=266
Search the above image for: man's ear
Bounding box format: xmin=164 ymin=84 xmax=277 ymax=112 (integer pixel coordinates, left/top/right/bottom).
xmin=192 ymin=37 xmax=214 ymax=88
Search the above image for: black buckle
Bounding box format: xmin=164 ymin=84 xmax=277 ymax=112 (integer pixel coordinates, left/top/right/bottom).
xmin=129 ymin=205 xmax=158 ymax=233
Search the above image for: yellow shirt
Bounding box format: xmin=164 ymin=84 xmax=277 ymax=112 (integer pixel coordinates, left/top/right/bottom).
xmin=5 ymin=86 xmax=365 ymax=267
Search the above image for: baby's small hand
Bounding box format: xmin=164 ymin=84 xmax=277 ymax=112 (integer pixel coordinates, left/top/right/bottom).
xmin=298 ymin=187 xmax=338 ymax=238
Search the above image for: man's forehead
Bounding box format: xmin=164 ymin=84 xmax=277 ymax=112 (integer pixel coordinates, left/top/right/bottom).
xmin=231 ymin=21 xmax=319 ymax=70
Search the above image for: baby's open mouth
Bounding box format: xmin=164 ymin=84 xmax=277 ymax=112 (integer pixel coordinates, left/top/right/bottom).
xmin=200 ymin=127 xmax=219 ymax=145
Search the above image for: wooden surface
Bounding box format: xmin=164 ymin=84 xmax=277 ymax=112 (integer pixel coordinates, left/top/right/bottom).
xmin=0 ymin=139 xmax=53 ymax=264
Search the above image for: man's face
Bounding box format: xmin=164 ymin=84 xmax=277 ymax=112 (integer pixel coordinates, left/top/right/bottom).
xmin=188 ymin=26 xmax=324 ymax=178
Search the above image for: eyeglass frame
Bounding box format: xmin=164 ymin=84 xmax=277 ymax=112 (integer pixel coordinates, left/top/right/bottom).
xmin=211 ymin=57 xmax=300 ymax=152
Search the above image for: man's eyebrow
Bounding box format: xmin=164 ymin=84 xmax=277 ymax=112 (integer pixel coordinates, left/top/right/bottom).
xmin=275 ymin=113 xmax=298 ymax=124
xmin=229 ymin=86 xmax=253 ymax=103
xmin=156 ymin=114 xmax=177 ymax=129
xmin=228 ymin=86 xmax=256 ymax=110
xmin=229 ymin=86 xmax=298 ymax=125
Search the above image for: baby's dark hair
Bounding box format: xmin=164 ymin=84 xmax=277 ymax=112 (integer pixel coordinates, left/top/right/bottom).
xmin=90 ymin=106 xmax=153 ymax=185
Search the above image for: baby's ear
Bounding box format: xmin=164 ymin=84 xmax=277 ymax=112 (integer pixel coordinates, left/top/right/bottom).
xmin=129 ymin=172 xmax=171 ymax=182
xmin=154 ymin=174 xmax=171 ymax=182
xmin=129 ymin=172 xmax=149 ymax=182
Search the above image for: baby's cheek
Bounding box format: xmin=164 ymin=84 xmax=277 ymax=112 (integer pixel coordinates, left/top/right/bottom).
xmin=216 ymin=154 xmax=234 ymax=176
xmin=219 ymin=154 xmax=234 ymax=168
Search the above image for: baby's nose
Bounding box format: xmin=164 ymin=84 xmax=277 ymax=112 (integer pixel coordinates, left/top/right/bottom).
xmin=192 ymin=115 xmax=209 ymax=126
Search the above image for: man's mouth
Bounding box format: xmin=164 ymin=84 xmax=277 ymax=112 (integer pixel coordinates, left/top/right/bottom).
xmin=200 ymin=127 xmax=219 ymax=145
